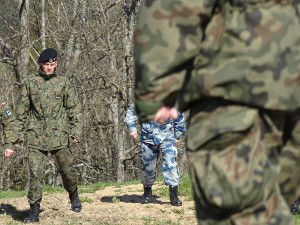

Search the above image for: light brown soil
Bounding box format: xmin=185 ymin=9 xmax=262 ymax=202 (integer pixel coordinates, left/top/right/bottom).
xmin=0 ymin=182 xmax=197 ymax=225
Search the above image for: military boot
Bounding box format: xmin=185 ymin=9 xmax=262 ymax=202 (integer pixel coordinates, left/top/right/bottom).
xmin=169 ymin=186 xmax=182 ymax=206
xmin=291 ymin=199 xmax=300 ymax=215
xmin=69 ymin=188 xmax=82 ymax=212
xmin=142 ymin=186 xmax=152 ymax=204
xmin=24 ymin=203 xmax=40 ymax=223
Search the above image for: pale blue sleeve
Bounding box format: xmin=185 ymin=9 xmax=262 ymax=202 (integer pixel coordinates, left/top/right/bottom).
xmin=125 ymin=104 xmax=138 ymax=133
xmin=174 ymin=112 xmax=186 ymax=139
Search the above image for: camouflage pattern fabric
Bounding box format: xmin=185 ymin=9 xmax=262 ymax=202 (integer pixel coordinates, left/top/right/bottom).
xmin=0 ymin=102 xmax=20 ymax=149
xmin=27 ymin=147 xmax=78 ymax=204
xmin=125 ymin=104 xmax=185 ymax=145
xmin=125 ymin=105 xmax=185 ymax=186
xmin=14 ymin=70 xmax=82 ymax=151
xmin=186 ymin=102 xmax=294 ymax=224
xmin=134 ymin=0 xmax=300 ymax=120
xmin=141 ymin=139 xmax=180 ymax=186
xmin=133 ymin=0 xmax=300 ymax=224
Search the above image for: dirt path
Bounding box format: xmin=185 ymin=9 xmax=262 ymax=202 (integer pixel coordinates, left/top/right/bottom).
xmin=0 ymin=183 xmax=197 ymax=225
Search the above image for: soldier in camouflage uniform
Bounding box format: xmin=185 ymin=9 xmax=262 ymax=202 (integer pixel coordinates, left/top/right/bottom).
xmin=133 ymin=0 xmax=300 ymax=224
xmin=5 ymin=48 xmax=83 ymax=223
xmin=125 ymin=104 xmax=185 ymax=206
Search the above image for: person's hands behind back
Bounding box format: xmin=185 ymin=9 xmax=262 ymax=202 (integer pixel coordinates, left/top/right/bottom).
xmin=129 ymin=131 xmax=138 ymax=140
xmin=4 ymin=149 xmax=15 ymax=158
xmin=154 ymin=107 xmax=179 ymax=124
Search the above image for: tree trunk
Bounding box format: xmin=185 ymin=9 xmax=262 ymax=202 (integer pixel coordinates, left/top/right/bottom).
xmin=41 ymin=0 xmax=46 ymax=49
xmin=17 ymin=0 xmax=31 ymax=82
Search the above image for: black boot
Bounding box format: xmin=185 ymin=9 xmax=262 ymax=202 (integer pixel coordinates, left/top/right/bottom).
xmin=24 ymin=203 xmax=40 ymax=223
xmin=69 ymin=188 xmax=82 ymax=212
xmin=142 ymin=186 xmax=152 ymax=204
xmin=291 ymin=199 xmax=299 ymax=215
xmin=169 ymin=186 xmax=182 ymax=206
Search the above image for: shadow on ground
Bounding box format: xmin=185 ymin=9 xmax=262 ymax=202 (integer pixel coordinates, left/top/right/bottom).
xmin=100 ymin=194 xmax=169 ymax=205
xmin=0 ymin=203 xmax=29 ymax=221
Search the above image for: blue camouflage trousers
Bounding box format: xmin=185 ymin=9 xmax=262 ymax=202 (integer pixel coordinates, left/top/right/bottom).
xmin=141 ymin=138 xmax=179 ymax=187
xmin=27 ymin=147 xmax=78 ymax=204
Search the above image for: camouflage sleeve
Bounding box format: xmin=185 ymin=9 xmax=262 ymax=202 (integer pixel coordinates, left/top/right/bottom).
xmin=125 ymin=104 xmax=138 ymax=133
xmin=134 ymin=0 xmax=216 ymax=121
xmin=64 ymin=80 xmax=83 ymax=142
xmin=1 ymin=103 xmax=18 ymax=149
xmin=10 ymin=82 xmax=32 ymax=147
xmin=173 ymin=112 xmax=186 ymax=139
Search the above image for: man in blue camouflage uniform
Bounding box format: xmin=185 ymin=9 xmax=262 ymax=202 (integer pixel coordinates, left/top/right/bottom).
xmin=125 ymin=104 xmax=185 ymax=206
xmin=133 ymin=0 xmax=300 ymax=224
xmin=4 ymin=48 xmax=83 ymax=223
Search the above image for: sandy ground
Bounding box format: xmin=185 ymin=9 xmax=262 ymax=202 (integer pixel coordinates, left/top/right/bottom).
xmin=0 ymin=182 xmax=197 ymax=225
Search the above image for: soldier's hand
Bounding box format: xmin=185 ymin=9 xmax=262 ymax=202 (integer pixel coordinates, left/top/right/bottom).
xmin=154 ymin=106 xmax=178 ymax=124
xmin=0 ymin=102 xmax=7 ymax=108
xmin=4 ymin=149 xmax=15 ymax=158
xmin=69 ymin=135 xmax=79 ymax=143
xmin=129 ymin=131 xmax=138 ymax=140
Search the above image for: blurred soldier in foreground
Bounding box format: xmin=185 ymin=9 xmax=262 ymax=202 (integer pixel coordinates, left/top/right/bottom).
xmin=4 ymin=48 xmax=83 ymax=223
xmin=133 ymin=1 xmax=300 ymax=224
xmin=125 ymin=104 xmax=185 ymax=206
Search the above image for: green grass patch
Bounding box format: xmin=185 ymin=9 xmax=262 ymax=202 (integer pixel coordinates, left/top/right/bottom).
xmin=141 ymin=217 xmax=179 ymax=225
xmin=112 ymin=196 xmax=121 ymax=203
xmin=80 ymin=196 xmax=94 ymax=203
xmin=155 ymin=174 xmax=193 ymax=200
xmin=43 ymin=185 xmax=65 ymax=194
xmin=0 ymin=175 xmax=190 ymax=200
xmin=178 ymin=174 xmax=193 ymax=200
xmin=294 ymin=214 xmax=300 ymax=225
xmin=0 ymin=189 xmax=27 ymax=199
xmin=171 ymin=208 xmax=185 ymax=215
xmin=0 ymin=180 xmax=139 ymax=199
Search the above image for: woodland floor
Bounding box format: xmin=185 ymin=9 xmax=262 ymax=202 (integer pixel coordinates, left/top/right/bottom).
xmin=0 ymin=182 xmax=197 ymax=225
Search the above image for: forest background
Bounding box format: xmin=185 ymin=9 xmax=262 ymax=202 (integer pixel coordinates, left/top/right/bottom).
xmin=0 ymin=0 xmax=189 ymax=190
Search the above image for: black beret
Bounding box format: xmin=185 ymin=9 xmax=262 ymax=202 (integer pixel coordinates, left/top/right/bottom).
xmin=38 ymin=48 xmax=58 ymax=63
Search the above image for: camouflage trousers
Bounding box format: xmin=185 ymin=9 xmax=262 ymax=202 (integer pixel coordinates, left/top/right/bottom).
xmin=186 ymin=101 xmax=300 ymax=225
xmin=27 ymin=147 xmax=78 ymax=204
xmin=141 ymin=138 xmax=179 ymax=186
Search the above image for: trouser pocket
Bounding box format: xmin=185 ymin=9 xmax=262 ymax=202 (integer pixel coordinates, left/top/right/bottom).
xmin=187 ymin=105 xmax=281 ymax=211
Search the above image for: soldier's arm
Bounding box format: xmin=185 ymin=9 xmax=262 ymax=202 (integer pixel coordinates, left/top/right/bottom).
xmin=64 ymin=80 xmax=83 ymax=143
xmin=125 ymin=104 xmax=138 ymax=134
xmin=2 ymin=96 xmax=26 ymax=151
xmin=1 ymin=102 xmax=15 ymax=147
xmin=14 ymin=82 xmax=31 ymax=142
xmin=134 ymin=0 xmax=215 ymax=121
xmin=2 ymin=107 xmax=17 ymax=150
xmin=173 ymin=112 xmax=186 ymax=140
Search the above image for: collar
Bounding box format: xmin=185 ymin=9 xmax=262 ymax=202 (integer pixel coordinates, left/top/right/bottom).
xmin=38 ymin=69 xmax=57 ymax=80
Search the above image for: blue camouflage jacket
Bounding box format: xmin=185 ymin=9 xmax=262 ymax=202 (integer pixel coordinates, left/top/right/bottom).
xmin=125 ymin=104 xmax=186 ymax=145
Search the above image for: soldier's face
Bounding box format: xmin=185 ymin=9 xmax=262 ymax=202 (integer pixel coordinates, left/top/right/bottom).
xmin=40 ymin=61 xmax=57 ymax=75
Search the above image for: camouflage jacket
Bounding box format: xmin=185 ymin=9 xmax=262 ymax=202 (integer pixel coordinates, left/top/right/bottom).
xmin=0 ymin=102 xmax=19 ymax=149
xmin=125 ymin=104 xmax=185 ymax=145
xmin=134 ymin=0 xmax=300 ymax=122
xmin=14 ymin=70 xmax=83 ymax=151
